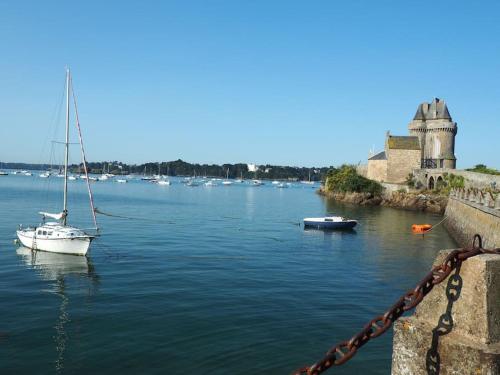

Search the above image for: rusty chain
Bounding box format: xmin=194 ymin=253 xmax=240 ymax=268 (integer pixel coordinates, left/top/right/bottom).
xmin=294 ymin=234 xmax=500 ymax=375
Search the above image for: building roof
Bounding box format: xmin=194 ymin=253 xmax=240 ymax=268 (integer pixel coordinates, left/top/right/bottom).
xmin=368 ymin=151 xmax=387 ymax=160
xmin=413 ymin=98 xmax=452 ymax=121
xmin=387 ymin=136 xmax=420 ymax=150
xmin=413 ymin=103 xmax=427 ymax=120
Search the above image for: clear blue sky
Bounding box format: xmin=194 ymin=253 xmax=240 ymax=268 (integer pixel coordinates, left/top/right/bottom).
xmin=0 ymin=1 xmax=499 ymax=168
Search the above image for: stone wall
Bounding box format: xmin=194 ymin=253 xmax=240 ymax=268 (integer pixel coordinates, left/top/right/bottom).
xmin=386 ymin=148 xmax=421 ymax=183
xmin=367 ymin=159 xmax=387 ymax=182
xmin=413 ymin=168 xmax=500 ymax=190
xmin=444 ymin=189 xmax=500 ymax=249
xmin=451 ymin=170 xmax=500 ymax=189
xmin=392 ymin=250 xmax=500 ymax=374
xmin=356 ymin=164 xmax=368 ymax=178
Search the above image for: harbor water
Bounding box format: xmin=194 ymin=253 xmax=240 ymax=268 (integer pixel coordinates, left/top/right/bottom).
xmin=0 ymin=175 xmax=456 ymax=374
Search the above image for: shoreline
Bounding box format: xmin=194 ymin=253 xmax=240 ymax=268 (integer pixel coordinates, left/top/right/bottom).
xmin=318 ymin=187 xmax=448 ymax=215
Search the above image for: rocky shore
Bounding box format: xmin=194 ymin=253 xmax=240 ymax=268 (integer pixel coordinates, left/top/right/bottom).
xmin=318 ymin=188 xmax=448 ymax=214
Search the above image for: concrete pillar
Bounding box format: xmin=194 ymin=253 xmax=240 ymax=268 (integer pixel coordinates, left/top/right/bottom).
xmin=392 ymin=250 xmax=500 ymax=374
xmin=495 ymin=195 xmax=500 ymax=210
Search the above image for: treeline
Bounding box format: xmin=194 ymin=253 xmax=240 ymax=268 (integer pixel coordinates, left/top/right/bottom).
xmin=80 ymin=159 xmax=330 ymax=181
xmin=1 ymin=160 xmax=331 ymax=181
xmin=0 ymin=162 xmax=54 ymax=171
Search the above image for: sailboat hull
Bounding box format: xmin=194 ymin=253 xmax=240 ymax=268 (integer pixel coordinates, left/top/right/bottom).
xmin=17 ymin=229 xmax=92 ymax=256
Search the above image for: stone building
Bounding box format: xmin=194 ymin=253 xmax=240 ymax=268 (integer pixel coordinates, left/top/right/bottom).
xmin=367 ymin=134 xmax=421 ymax=183
xmin=408 ymin=98 xmax=457 ymax=169
xmin=367 ymin=98 xmax=457 ymax=184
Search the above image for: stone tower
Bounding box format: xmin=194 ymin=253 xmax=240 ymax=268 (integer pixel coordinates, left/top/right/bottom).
xmin=408 ymin=98 xmax=457 ymax=169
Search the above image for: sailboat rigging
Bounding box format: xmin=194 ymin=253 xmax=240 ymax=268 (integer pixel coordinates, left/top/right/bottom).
xmin=16 ymin=68 xmax=99 ymax=256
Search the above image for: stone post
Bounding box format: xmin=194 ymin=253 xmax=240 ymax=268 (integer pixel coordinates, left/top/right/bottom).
xmin=468 ymin=190 xmax=474 ymax=202
xmin=495 ymin=194 xmax=500 ymax=210
xmin=484 ymin=192 xmax=493 ymax=208
xmin=392 ymin=250 xmax=500 ymax=374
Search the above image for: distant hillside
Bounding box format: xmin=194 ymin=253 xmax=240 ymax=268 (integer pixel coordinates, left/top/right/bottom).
xmin=1 ymin=159 xmax=332 ymax=181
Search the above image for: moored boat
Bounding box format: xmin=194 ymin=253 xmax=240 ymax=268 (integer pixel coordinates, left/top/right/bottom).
xmin=16 ymin=68 xmax=99 ymax=256
xmin=303 ymin=216 xmax=357 ymax=230
xmin=251 ymin=179 xmax=264 ymax=186
xmin=187 ymin=179 xmax=200 ymax=187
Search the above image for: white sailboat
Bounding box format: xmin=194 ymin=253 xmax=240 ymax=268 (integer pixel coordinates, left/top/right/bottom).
xmin=16 ymin=69 xmax=99 ymax=256
xmin=205 ymin=179 xmax=217 ymax=187
xmin=222 ymin=168 xmax=233 ymax=185
xmin=235 ymin=171 xmax=244 ymax=183
xmin=301 ymin=170 xmax=315 ymax=185
xmin=156 ymin=162 xmax=171 ymax=185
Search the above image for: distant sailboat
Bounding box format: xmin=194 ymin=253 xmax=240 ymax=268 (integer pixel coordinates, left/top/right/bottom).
xmin=205 ymin=179 xmax=217 ymax=187
xmin=16 ymin=69 xmax=99 ymax=256
xmin=301 ymin=170 xmax=315 ymax=185
xmin=0 ymin=163 xmax=8 ymax=176
xmin=141 ymin=165 xmax=155 ymax=181
xmin=157 ymin=163 xmax=171 ymax=185
xmin=222 ymin=168 xmax=233 ymax=185
xmin=251 ymin=167 xmax=263 ymax=186
xmin=235 ymin=171 xmax=244 ymax=183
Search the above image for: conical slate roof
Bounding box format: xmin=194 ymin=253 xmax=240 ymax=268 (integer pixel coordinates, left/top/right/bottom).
xmin=413 ymin=104 xmax=426 ymax=120
xmin=428 ymin=98 xmax=452 ymax=120
xmin=437 ymin=100 xmax=451 ymax=119
xmin=413 ymin=98 xmax=452 ymax=120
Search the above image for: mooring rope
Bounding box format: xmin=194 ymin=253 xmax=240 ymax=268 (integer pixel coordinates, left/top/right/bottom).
xmin=426 ymin=215 xmax=448 ymax=233
xmin=93 ymin=208 xmax=175 ymax=224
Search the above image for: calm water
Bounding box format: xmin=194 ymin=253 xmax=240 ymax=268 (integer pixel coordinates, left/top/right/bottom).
xmin=0 ymin=175 xmax=456 ymax=374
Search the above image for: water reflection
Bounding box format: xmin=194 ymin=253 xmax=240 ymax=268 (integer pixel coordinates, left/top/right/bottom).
xmin=16 ymin=247 xmax=99 ymax=373
xmin=322 ymin=197 xmax=457 ymax=285
xmin=303 ymin=227 xmax=357 ymax=237
xmin=16 ymin=247 xmax=94 ymax=281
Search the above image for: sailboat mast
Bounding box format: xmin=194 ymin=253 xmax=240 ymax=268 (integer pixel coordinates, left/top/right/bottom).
xmin=62 ymin=68 xmax=70 ymax=225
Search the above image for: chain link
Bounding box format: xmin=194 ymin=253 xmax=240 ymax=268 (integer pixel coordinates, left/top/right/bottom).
xmin=294 ymin=235 xmax=500 ymax=375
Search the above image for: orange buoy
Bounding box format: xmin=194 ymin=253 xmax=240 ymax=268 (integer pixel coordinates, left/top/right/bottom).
xmin=412 ymin=224 xmax=432 ymax=234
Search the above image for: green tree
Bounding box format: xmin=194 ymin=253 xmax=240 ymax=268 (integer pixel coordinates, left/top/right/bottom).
xmin=325 ymin=165 xmax=382 ymax=195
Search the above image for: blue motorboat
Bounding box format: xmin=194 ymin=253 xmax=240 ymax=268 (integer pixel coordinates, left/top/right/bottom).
xmin=303 ymin=216 xmax=357 ymax=230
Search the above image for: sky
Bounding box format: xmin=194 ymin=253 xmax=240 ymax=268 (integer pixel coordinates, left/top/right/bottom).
xmin=0 ymin=1 xmax=499 ymax=168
